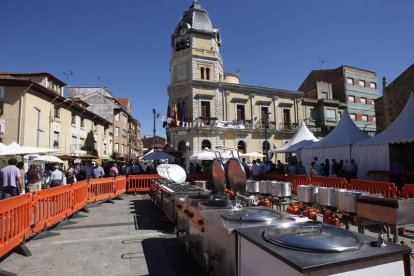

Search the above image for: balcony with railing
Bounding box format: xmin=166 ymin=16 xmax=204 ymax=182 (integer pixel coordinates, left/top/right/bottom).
xmin=189 ymin=117 xmax=297 ymax=132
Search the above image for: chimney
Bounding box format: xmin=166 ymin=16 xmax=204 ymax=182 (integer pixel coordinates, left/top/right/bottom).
xmin=382 ymin=76 xmax=387 ymax=90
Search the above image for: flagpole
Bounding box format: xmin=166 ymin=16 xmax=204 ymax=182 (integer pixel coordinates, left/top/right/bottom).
xmin=152 ymin=109 xmax=156 ymax=151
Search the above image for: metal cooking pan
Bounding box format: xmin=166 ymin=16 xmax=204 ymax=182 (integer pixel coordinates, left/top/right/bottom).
xmin=226 ymin=155 xmax=247 ymax=195
xmin=211 ymin=158 xmax=226 ymax=193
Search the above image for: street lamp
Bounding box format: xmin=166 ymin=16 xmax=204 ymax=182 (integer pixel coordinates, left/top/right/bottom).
xmin=152 ymin=109 xmax=159 ymax=151
xmin=263 ymin=111 xmax=271 ymax=161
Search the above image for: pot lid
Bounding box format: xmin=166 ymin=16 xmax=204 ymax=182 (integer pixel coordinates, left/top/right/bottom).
xmin=263 ymin=221 xmax=363 ymax=252
xmin=221 ymin=208 xmax=282 ymax=222
xmin=226 ymin=158 xmax=247 ymax=195
xmin=166 ymin=164 xmax=187 ymax=184
xmin=211 ymin=159 xmax=226 ymax=193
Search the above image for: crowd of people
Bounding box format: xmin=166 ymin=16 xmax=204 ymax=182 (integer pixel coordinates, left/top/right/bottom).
xmin=237 ymin=156 xmax=359 ymax=182
xmin=0 ymin=157 xmax=158 ymax=200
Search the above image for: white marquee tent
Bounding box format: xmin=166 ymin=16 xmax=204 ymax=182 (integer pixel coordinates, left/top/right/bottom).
xmin=298 ymin=110 xmax=370 ymax=168
xmin=352 ymin=93 xmax=414 ymax=178
xmin=269 ymin=121 xmax=319 ymax=155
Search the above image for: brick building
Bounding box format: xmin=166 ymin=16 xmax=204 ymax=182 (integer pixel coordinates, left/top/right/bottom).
xmin=375 ymin=63 xmax=414 ymax=133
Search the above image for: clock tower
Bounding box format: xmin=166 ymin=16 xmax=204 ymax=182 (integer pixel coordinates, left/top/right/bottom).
xmin=169 ymin=1 xmax=223 ymax=85
xmin=167 ymin=1 xmax=224 ymax=157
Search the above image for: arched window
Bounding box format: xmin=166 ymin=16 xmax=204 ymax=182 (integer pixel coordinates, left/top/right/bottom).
xmin=178 ymin=140 xmax=186 ymax=152
xmin=237 ymin=141 xmax=246 ymax=154
xmin=201 ymin=140 xmax=211 ymax=150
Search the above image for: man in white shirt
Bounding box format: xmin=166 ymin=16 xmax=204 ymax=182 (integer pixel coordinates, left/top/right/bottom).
xmin=50 ymin=165 xmax=63 ymax=187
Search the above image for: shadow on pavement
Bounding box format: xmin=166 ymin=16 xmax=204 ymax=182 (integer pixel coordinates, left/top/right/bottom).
xmin=131 ymin=199 xmax=174 ymax=233
xmin=142 ymin=238 xmax=203 ymax=276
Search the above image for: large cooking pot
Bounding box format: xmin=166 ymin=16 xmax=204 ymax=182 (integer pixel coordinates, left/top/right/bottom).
xmin=259 ymin=180 xmax=272 ymax=194
xmin=193 ymin=180 xmax=208 ymax=189
xmin=271 ymin=181 xmax=292 ymax=197
xmin=318 ymin=187 xmax=339 ymax=208
xmin=337 ymin=190 xmax=368 ymax=213
xmin=297 ymin=185 xmax=319 ymax=203
xmin=246 ymin=180 xmax=259 ymax=193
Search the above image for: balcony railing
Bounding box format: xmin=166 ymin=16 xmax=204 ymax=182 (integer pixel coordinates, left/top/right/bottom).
xmin=187 ymin=117 xmax=297 ymax=131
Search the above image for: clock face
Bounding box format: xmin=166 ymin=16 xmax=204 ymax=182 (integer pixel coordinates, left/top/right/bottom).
xmin=179 ymin=27 xmax=188 ymax=37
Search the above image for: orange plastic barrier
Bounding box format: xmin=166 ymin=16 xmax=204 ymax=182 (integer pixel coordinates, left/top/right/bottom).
xmin=114 ymin=176 xmax=127 ymax=196
xmin=0 ymin=194 xmax=32 ymax=258
xmin=310 ymin=176 xmax=349 ymax=189
xmin=404 ymin=172 xmax=414 ymax=184
xmin=260 ymin=172 xmax=288 ymax=181
xmin=32 ymin=185 xmax=73 ymax=233
xmin=287 ymin=175 xmax=311 ymax=195
xmin=401 ymin=184 xmax=414 ymax=199
xmin=367 ymin=170 xmax=391 ymax=182
xmin=88 ymin=177 xmax=115 ymax=203
xmin=127 ymin=174 xmax=160 ymax=192
xmin=72 ymin=180 xmax=89 ymax=213
xmin=349 ymin=179 xmax=398 ymax=198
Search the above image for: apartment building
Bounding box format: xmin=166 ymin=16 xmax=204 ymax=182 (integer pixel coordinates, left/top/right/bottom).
xmin=299 ymin=65 xmax=378 ymax=136
xmin=68 ymin=87 xmax=142 ymax=159
xmin=0 ymin=72 xmax=111 ymax=159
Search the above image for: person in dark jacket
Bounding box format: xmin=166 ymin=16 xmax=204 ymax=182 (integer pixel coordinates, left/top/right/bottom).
xmin=324 ymin=159 xmax=330 ymax=177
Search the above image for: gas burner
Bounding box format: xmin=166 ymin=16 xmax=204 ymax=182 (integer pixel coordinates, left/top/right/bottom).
xmin=161 ymin=183 xmax=206 ymax=193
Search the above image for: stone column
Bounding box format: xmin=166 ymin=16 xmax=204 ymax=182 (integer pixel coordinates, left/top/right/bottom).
xmin=273 ymin=96 xmax=279 ymax=130
xmin=225 ymin=91 xmax=231 ymax=121
xmin=296 ymin=98 xmax=303 ymax=125
xmin=250 ymin=94 xmax=256 ymax=129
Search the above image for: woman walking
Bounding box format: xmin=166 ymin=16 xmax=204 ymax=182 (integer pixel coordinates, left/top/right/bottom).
xmin=27 ymin=164 xmax=42 ymax=194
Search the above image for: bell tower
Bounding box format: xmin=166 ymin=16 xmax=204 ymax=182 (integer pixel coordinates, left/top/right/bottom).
xmin=167 ymin=1 xmax=224 ymax=157
xmin=169 ymin=1 xmax=223 ymax=85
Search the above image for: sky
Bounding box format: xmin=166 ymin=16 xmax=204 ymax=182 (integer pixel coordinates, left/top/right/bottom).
xmin=1 ymin=0 xmax=413 ymax=137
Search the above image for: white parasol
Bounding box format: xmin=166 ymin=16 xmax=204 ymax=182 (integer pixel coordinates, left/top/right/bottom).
xmin=32 ymin=155 xmax=64 ymax=163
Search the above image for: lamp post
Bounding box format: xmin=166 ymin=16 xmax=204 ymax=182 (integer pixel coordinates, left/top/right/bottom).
xmin=34 ymin=106 xmax=41 ymax=147
xmin=152 ymin=109 xmax=159 ymax=151
xmin=263 ymin=111 xmax=271 ymax=161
